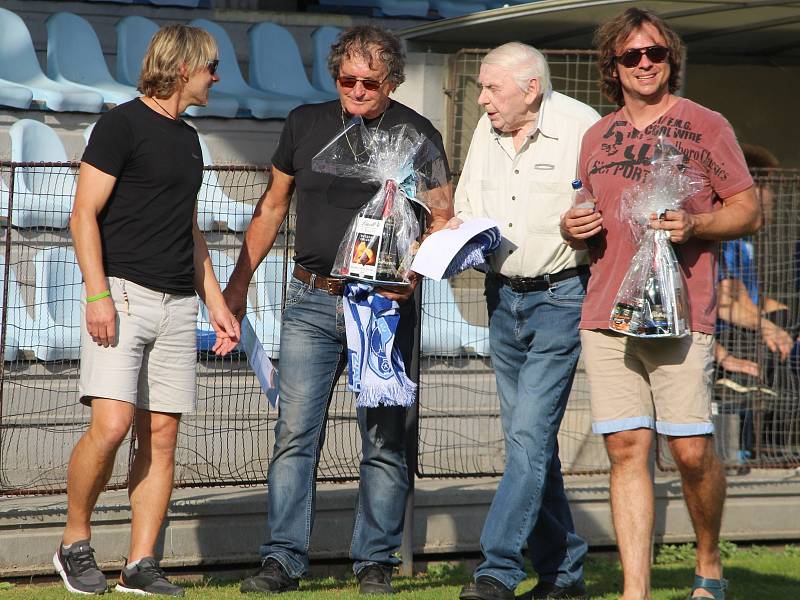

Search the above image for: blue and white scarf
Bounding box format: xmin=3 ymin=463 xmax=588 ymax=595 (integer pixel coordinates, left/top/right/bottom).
xmin=343 ymin=282 xmax=416 ymax=408
xmin=442 ymin=226 xmax=502 ymax=279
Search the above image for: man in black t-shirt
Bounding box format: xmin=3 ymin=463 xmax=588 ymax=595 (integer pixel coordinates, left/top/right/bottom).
xmin=228 ymin=25 xmax=452 ymax=596
xmin=55 ymin=25 xmax=239 ymax=597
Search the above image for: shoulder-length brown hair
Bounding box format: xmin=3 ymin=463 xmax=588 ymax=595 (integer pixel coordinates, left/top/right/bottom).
xmin=594 ymin=8 xmax=684 ymax=107
xmin=138 ymin=25 xmax=217 ymax=99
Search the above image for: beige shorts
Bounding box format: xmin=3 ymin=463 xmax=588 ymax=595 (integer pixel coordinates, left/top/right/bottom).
xmin=580 ymin=329 xmax=714 ymax=436
xmin=79 ymin=277 xmax=198 ymax=413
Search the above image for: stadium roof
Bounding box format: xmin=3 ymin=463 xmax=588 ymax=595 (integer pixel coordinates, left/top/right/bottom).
xmin=399 ymin=0 xmax=800 ymax=63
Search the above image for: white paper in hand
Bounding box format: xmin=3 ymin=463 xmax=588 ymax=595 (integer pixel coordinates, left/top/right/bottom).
xmin=411 ymin=217 xmax=500 ymax=280
xmin=241 ymin=316 xmax=280 ymax=408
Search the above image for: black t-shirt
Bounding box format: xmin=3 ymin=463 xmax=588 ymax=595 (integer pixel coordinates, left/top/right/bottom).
xmin=271 ymin=99 xmax=451 ymax=276
xmin=82 ymin=98 xmax=202 ymax=295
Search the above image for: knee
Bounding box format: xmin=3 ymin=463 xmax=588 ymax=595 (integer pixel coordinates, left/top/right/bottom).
xmin=671 ymin=437 xmax=717 ymax=475
xmin=87 ymin=415 xmax=132 ymax=452
xmin=605 ymin=430 xmax=651 ymax=467
xmin=137 ymin=416 xmax=179 ymax=457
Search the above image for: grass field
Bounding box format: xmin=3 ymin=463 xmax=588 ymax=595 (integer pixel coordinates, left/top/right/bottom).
xmin=2 ymin=544 xmax=798 ymax=599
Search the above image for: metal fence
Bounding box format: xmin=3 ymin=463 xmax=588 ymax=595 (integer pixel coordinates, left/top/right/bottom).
xmin=1 ymin=160 xmax=799 ymax=494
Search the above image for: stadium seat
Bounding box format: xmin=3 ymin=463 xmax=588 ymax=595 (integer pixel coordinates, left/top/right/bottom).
xmin=311 ymin=26 xmax=341 ymax=96
xmin=46 ymin=12 xmax=138 ymax=107
xmin=0 ymin=79 xmax=33 ymax=110
xmin=196 ymin=249 xmax=244 ymax=351
xmin=32 ymin=246 xmax=83 ymax=361
xmin=421 ymin=278 xmax=490 ymax=356
xmin=0 ymin=8 xmax=103 ymax=113
xmin=249 ymin=22 xmax=337 ymax=105
xmin=188 ymin=19 xmax=303 ymax=120
xmin=6 ymin=120 xmax=75 ymax=229
xmin=196 ymin=134 xmax=255 ymax=232
xmin=253 ymin=254 xmax=292 ymax=358
xmin=116 ymin=15 xmax=239 ymax=118
xmin=430 ymin=0 xmax=488 ymax=18
xmin=0 ymin=256 xmax=38 ymax=362
xmin=317 ymin=0 xmax=430 ymax=18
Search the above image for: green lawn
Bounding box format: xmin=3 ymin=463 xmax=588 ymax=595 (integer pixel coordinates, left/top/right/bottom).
xmin=2 ymin=545 xmax=799 ymax=599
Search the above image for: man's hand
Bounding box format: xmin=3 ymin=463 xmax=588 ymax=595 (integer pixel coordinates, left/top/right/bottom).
xmin=208 ymin=303 xmax=241 ymax=356
xmin=719 ymin=354 xmax=760 ymax=378
xmin=445 ymin=216 xmax=463 ymax=229
xmin=560 ymin=207 xmax=602 ymax=248
xmin=761 ymin=320 xmax=794 ymax=361
xmin=85 ymin=295 xmax=116 ymax=347
xmin=649 ymin=210 xmax=696 ymax=244
xmin=376 ymin=271 xmax=419 ymax=304
xmin=222 ymin=282 xmax=248 ymax=324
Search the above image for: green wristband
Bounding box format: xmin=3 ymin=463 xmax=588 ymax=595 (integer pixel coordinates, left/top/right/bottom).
xmin=86 ymin=290 xmax=111 ymax=303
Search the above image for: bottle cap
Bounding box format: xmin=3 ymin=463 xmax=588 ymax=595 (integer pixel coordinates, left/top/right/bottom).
xmin=571 ymin=179 xmax=582 ymax=190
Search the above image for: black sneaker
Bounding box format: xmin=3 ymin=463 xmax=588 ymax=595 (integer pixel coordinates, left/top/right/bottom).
xmin=53 ymin=540 xmax=108 ymax=595
xmin=356 ymin=564 xmax=394 ymax=595
xmin=529 ymin=580 xmax=588 ymax=599
xmin=459 ymin=576 xmax=514 ymax=600
xmin=116 ymin=557 xmax=184 ymax=596
xmin=240 ymin=557 xmax=300 ymax=594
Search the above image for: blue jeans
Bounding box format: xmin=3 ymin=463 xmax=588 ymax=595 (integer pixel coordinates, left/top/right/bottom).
xmin=259 ymin=277 xmax=411 ymax=578
xmin=475 ymin=273 xmax=589 ymax=590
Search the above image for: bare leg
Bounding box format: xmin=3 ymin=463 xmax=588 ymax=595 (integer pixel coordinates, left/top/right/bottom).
xmin=668 ymin=435 xmax=726 ymax=600
xmin=605 ymin=429 xmax=654 ymax=600
xmin=127 ymin=409 xmax=181 ymax=563
xmin=63 ymin=399 xmax=135 ymax=545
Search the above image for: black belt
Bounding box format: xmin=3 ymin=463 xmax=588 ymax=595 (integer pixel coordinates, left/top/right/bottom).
xmin=293 ymin=264 xmax=345 ymax=296
xmin=492 ymin=265 xmax=589 ymax=293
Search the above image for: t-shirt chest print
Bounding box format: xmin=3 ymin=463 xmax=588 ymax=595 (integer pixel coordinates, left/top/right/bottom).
xmin=587 ymin=114 xmax=731 ymax=185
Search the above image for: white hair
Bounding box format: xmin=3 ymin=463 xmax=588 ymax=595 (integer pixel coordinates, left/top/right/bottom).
xmin=482 ymin=42 xmax=551 ymax=96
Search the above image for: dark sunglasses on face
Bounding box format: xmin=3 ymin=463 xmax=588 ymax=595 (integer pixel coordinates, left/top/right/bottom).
xmin=337 ymin=75 xmax=387 ymax=91
xmin=206 ymin=59 xmax=219 ymax=76
xmin=615 ymin=45 xmax=669 ymax=68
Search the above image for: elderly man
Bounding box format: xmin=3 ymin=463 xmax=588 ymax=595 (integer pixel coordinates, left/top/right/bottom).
xmin=455 ymin=42 xmax=599 ymax=600
xmin=56 ymin=25 xmax=238 ymax=597
xmin=561 ymin=8 xmax=760 ymax=600
xmin=227 ymin=25 xmax=452 ymax=595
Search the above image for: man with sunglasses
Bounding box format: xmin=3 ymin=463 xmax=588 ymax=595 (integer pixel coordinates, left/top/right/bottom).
xmin=560 ymin=8 xmax=760 ymax=600
xmin=453 ymin=42 xmax=599 ymax=600
xmin=56 ymin=25 xmax=239 ymax=597
xmin=228 ymin=25 xmax=453 ymax=595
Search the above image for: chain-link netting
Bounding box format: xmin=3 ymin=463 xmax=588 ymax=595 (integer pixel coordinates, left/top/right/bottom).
xmin=1 ymin=162 xmax=799 ymax=493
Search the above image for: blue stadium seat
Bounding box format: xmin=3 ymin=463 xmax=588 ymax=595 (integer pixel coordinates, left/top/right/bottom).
xmin=196 ymin=249 xmax=246 ymax=351
xmin=311 ymin=26 xmax=341 ymax=96
xmin=33 ymin=246 xmax=82 ymax=361
xmin=0 ymin=256 xmax=38 ymax=362
xmin=421 ymin=278 xmax=490 ymax=356
xmin=318 ymin=0 xmax=430 ymax=18
xmin=430 ymin=0 xmax=488 ymax=18
xmin=46 ymin=12 xmax=138 ymax=107
xmin=0 ymin=8 xmax=103 ymax=113
xmin=196 ymin=134 xmax=255 ymax=232
xmin=116 ymin=15 xmax=239 ymax=118
xmin=248 ymin=22 xmax=337 ymax=105
xmin=188 ymin=19 xmax=303 ymax=120
xmin=7 ymin=120 xmax=75 ymax=229
xmin=0 ymin=79 xmax=33 ymax=110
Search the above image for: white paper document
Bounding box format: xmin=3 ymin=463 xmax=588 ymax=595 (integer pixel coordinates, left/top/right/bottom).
xmin=411 ymin=217 xmax=500 ymax=280
xmin=241 ymin=316 xmax=280 ymax=408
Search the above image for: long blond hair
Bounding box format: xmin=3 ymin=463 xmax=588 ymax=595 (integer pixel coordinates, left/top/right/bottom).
xmin=138 ymin=25 xmax=217 ymax=99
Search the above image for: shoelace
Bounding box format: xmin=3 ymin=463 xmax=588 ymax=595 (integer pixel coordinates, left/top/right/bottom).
xmin=260 ymin=559 xmax=284 ymax=578
xmin=362 ymin=565 xmax=390 ymax=584
xmin=66 ymin=546 xmax=99 ymax=574
xmin=136 ymin=560 xmax=169 ymax=582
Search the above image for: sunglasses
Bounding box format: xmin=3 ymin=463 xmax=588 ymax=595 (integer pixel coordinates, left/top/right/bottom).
xmin=615 ymin=45 xmax=669 ymax=68
xmin=206 ymin=59 xmax=219 ymax=76
xmin=337 ymin=75 xmax=387 ymax=92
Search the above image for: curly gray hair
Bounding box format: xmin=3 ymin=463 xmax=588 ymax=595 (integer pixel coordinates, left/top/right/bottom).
xmin=327 ymin=25 xmax=406 ymax=87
